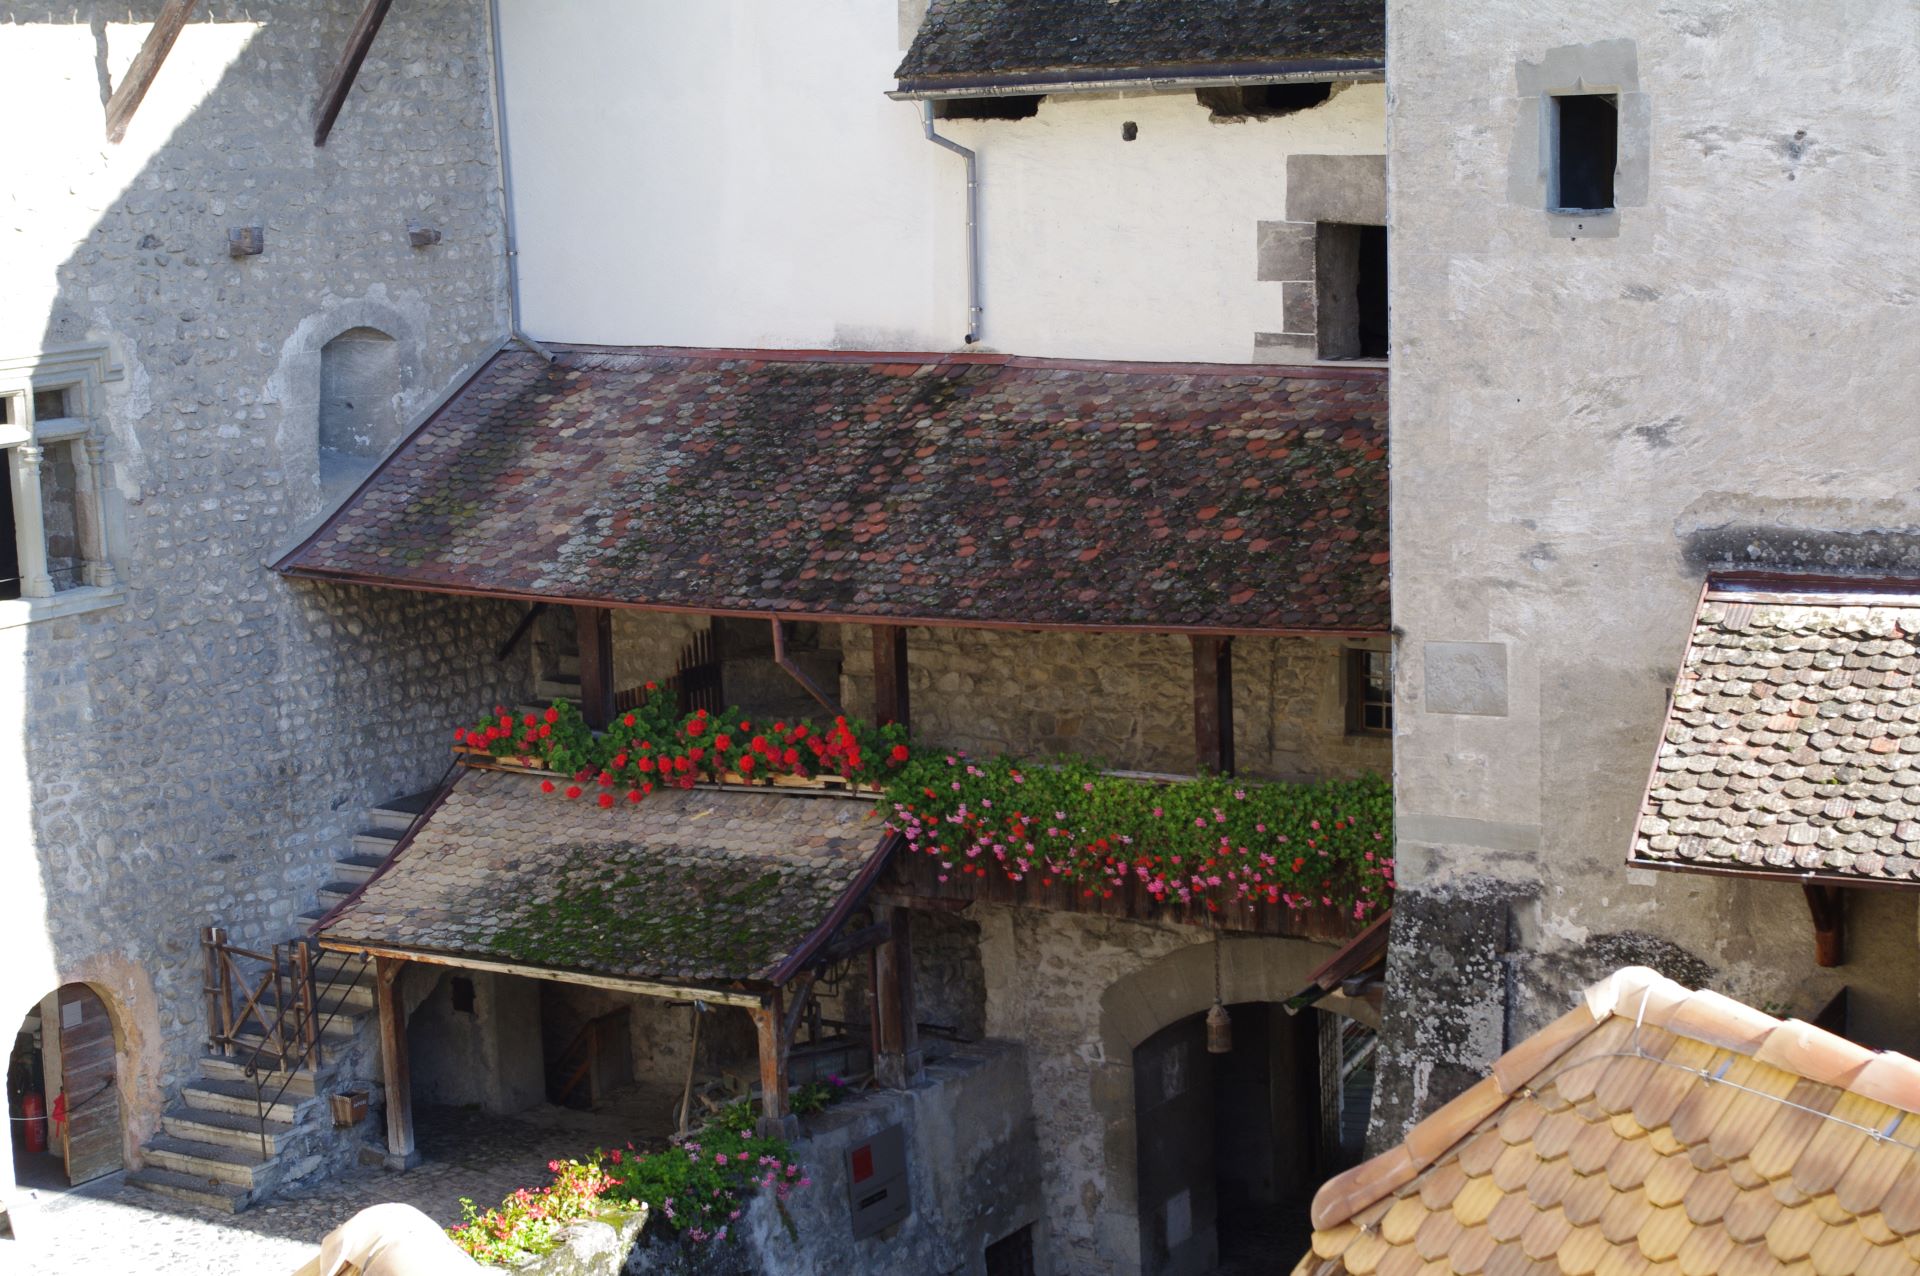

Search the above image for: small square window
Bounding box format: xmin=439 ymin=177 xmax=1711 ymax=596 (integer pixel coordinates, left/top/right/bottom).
xmin=1346 ymin=648 xmax=1392 ymax=736
xmin=451 ymin=976 xmax=477 ymax=1014
xmin=33 ymin=387 xmax=72 ymax=422
xmin=1553 ymin=94 xmax=1618 ymax=212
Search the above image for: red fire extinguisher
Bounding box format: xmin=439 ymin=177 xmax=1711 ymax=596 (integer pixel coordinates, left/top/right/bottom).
xmin=20 ymin=1091 xmax=46 ymax=1154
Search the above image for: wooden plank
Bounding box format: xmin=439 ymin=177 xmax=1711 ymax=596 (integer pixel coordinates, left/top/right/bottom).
xmin=103 ymin=0 xmax=200 ymax=144
xmin=751 ymin=993 xmax=791 ymax=1137
xmin=374 ymin=957 xmax=418 ymax=1168
xmin=574 ymin=605 xmax=616 ymax=730
xmin=873 ymin=906 xmax=922 ymax=1087
xmin=871 ymin=624 xmax=911 ymax=732
xmin=58 ymin=985 xmax=122 ymax=1185
xmin=312 ymin=0 xmax=396 ymax=147
xmin=1191 ymin=635 xmax=1235 ymax=775
xmin=318 ymin=940 xmax=765 ymax=1008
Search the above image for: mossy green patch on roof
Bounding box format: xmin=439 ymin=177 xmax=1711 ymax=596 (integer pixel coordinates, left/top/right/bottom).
xmin=322 ymin=768 xmax=887 ymax=987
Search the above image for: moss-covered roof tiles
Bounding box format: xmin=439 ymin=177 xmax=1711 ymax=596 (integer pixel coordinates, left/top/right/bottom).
xmin=321 ymin=767 xmax=888 ymax=989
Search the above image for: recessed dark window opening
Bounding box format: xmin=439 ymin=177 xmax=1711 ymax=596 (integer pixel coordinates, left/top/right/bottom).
xmin=451 ymin=976 xmax=476 ymax=1014
xmin=1346 ymin=648 xmax=1392 ymax=735
xmin=1553 ymin=94 xmax=1617 ymax=211
xmin=933 ymin=95 xmax=1042 ymax=121
xmin=0 ymin=449 xmax=20 ymax=602
xmin=1196 ymin=82 xmax=1332 ymax=120
xmin=1316 ymin=224 xmax=1389 ymax=361
xmin=984 ymin=1223 xmax=1036 ymax=1276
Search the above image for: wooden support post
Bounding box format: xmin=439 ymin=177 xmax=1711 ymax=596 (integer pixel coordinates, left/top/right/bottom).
xmin=574 ymin=605 xmax=616 ymax=731
xmin=1192 ymin=635 xmax=1235 ymax=776
xmin=751 ymin=990 xmax=796 ymax=1140
xmin=1804 ymin=883 xmax=1847 ymax=968
xmin=313 ymin=0 xmax=396 ymax=147
xmin=103 ymin=0 xmax=200 ymax=143
xmin=872 ymin=624 xmax=911 ymax=733
xmin=374 ymin=957 xmax=420 ymax=1169
xmin=873 ymin=906 xmax=924 ymax=1088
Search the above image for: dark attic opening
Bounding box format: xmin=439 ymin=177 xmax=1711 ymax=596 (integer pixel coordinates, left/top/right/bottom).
xmin=1197 ymin=82 xmax=1333 ymax=120
xmin=932 ymin=94 xmax=1043 ymax=121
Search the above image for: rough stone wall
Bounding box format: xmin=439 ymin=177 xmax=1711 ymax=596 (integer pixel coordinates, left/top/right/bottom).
xmin=1382 ymin=0 xmax=1920 ymax=1141
xmin=0 ymin=0 xmax=517 ymax=1178
xmin=842 ymin=625 xmax=1390 ymax=781
xmin=974 ymin=904 xmax=1338 ymax=1275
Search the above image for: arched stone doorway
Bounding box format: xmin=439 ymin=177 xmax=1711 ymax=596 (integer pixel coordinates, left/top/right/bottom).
xmin=7 ymin=984 xmax=123 ymax=1188
xmin=1090 ymin=935 xmax=1380 ymax=1274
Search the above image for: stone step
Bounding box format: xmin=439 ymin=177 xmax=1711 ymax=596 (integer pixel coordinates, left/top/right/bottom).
xmin=162 ymin=1105 xmax=298 ymax=1155
xmin=535 ymin=677 xmax=581 ymax=703
xmin=552 ymin=652 xmax=580 ymax=677
xmin=143 ymin=1134 xmax=276 ymax=1190
xmin=331 ymin=853 xmax=388 ymax=887
xmin=351 ymin=828 xmax=403 ymax=858
xmin=125 ymin=1165 xmax=250 ymax=1213
xmin=366 ymin=790 xmax=435 ymax=835
xmin=197 ymin=1054 xmax=319 ymax=1098
xmin=316 ymin=881 xmax=362 ymax=909
xmin=312 ymin=950 xmax=375 ymax=987
xmin=244 ymin=990 xmax=367 ymax=1032
xmin=182 ymin=1078 xmax=312 ymax=1125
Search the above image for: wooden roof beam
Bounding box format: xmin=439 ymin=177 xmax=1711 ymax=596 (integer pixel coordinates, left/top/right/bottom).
xmin=104 ymin=0 xmax=200 ymax=144
xmin=313 ymin=0 xmax=395 ymax=147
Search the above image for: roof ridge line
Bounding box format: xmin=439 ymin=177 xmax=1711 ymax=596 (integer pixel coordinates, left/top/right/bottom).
xmin=1309 ymin=964 xmax=1920 ymax=1231
xmin=533 ymin=342 xmax=1387 ymax=381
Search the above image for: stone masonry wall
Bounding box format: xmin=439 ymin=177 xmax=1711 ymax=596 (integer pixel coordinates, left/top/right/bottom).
xmin=1381 ymin=0 xmax=1920 ymax=1143
xmin=0 ymin=0 xmax=517 ymax=1176
xmin=841 ymin=625 xmax=1391 ymax=781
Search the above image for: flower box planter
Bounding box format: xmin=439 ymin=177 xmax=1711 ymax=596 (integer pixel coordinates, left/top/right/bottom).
xmin=453 ymin=744 xmax=883 ymax=796
xmin=328 ymin=1090 xmax=369 ymax=1128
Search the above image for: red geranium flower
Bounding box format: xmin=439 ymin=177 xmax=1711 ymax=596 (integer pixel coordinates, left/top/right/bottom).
xmin=890 ymin=744 xmax=910 ymax=764
xmin=597 ymin=792 xmax=614 ymax=808
xmin=545 ymin=707 xmax=560 ymax=725
xmin=540 ymin=779 xmax=556 ymax=794
xmin=565 ymin=785 xmax=584 ymax=799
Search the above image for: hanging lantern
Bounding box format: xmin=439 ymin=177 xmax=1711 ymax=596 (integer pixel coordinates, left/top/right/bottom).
xmin=1207 ymin=1000 xmax=1233 ymax=1054
xmin=1206 ymin=934 xmax=1231 ymax=1053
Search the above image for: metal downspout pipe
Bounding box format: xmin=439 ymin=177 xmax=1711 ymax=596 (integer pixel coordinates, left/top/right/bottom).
xmin=921 ymin=102 xmax=982 ymax=345
xmin=484 ymin=0 xmax=555 ymax=362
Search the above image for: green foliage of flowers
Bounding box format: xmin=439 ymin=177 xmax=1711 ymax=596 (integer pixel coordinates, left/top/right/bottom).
xmin=883 ymin=753 xmax=1393 ymax=921
xmin=448 ymin=1128 xmax=813 ymax=1261
xmin=450 ymin=1156 xmax=625 ymax=1268
xmin=455 ymin=690 xmax=912 ymax=807
xmin=453 ymin=690 xmax=1394 ymax=918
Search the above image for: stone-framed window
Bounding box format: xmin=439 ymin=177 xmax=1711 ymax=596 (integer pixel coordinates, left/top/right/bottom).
xmin=0 ymin=345 xmax=122 ymax=626
xmin=1508 ymin=38 xmax=1647 ymax=239
xmin=1345 ymin=646 xmax=1392 ymax=736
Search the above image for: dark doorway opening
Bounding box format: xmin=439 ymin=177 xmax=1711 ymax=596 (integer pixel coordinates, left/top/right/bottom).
xmin=1315 ymin=224 xmax=1389 ymax=361
xmin=1134 ymin=1004 xmax=1375 ymax=1276
xmin=8 ymin=985 xmax=123 ymax=1190
xmin=0 ymin=446 xmax=20 ymax=601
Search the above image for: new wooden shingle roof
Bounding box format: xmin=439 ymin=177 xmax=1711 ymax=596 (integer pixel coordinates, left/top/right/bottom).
xmin=319 ymin=767 xmax=889 ymax=989
xmin=1631 ymin=576 xmax=1920 ymax=887
xmin=275 ymin=346 xmax=1388 ymax=635
xmin=896 ymin=0 xmax=1384 ymax=92
xmin=1302 ymin=967 xmax=1920 ymax=1276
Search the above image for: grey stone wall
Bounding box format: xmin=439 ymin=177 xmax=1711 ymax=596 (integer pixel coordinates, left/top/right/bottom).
xmin=841 ymin=625 xmax=1390 ymax=781
xmin=1 ymin=0 xmax=519 ymax=1169
xmin=1382 ymin=0 xmax=1920 ymax=1141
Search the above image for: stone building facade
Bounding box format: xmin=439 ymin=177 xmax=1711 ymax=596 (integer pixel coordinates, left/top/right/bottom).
xmin=1 ymin=0 xmax=523 ymax=1186
xmin=1377 ymin=0 xmax=1920 ymax=1140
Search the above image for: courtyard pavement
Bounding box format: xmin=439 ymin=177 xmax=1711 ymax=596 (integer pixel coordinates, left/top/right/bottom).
xmin=9 ymin=1091 xmax=678 ymax=1276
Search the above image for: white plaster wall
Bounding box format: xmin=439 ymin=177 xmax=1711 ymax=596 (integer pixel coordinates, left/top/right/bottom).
xmin=497 ymin=0 xmax=1384 ymax=361
xmin=1385 ymin=0 xmax=1920 ymax=1085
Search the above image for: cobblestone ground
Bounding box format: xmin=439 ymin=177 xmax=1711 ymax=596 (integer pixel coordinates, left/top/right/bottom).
xmin=11 ymin=1095 xmax=676 ymax=1276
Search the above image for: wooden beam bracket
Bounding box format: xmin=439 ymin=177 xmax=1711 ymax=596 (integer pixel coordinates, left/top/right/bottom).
xmin=1191 ymin=635 xmax=1235 ymax=776
xmin=872 ymin=624 xmax=911 ymax=732
xmin=313 ymin=0 xmax=396 ymax=147
xmin=374 ymin=956 xmax=421 ymax=1170
xmin=1804 ymin=882 xmax=1847 ymax=968
xmin=104 ymin=0 xmax=200 ymax=144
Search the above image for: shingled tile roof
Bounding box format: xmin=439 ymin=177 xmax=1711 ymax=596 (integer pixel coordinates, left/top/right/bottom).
xmin=1301 ymin=966 xmax=1920 ymax=1276
xmin=1630 ymin=576 xmax=1920 ymax=887
xmin=896 ymin=0 xmax=1383 ymax=91
xmin=320 ymin=768 xmax=888 ymax=989
xmin=275 ymin=346 xmax=1388 ymax=635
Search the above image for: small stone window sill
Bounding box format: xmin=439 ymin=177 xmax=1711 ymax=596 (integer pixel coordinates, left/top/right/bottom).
xmin=0 ymin=586 xmax=126 ymax=631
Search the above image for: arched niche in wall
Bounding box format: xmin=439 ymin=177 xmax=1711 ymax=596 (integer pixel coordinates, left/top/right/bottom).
xmin=318 ymin=326 xmax=400 ymax=500
xmin=268 ymin=297 xmax=424 ymax=515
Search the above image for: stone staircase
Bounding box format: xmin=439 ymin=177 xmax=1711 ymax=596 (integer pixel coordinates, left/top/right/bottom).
xmin=125 ymin=792 xmax=428 ymax=1213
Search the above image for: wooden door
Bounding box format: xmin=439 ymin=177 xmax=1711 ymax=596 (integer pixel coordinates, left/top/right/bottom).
xmin=56 ymin=985 xmax=121 ymax=1184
